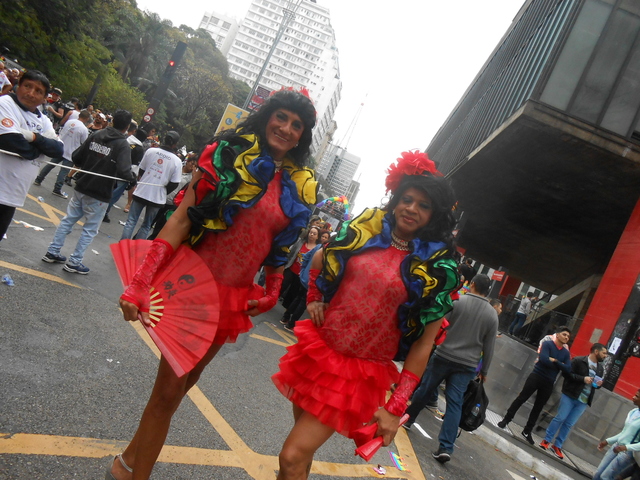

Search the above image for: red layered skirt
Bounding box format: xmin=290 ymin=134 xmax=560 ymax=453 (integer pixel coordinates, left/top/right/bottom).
xmin=272 ymin=319 xmax=400 ymax=437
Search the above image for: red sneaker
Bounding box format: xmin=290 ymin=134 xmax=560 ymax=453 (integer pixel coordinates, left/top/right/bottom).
xmin=551 ymin=445 xmax=564 ymax=459
xmin=539 ymin=440 xmax=550 ymax=450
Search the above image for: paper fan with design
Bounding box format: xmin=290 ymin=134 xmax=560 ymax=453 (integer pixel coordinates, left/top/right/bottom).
xmin=111 ymin=239 xmax=220 ymax=377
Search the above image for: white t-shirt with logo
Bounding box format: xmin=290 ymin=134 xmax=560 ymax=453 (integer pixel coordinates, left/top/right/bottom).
xmin=59 ymin=118 xmax=88 ymax=161
xmin=0 ymin=95 xmax=58 ymax=207
xmin=134 ymin=147 xmax=182 ymax=205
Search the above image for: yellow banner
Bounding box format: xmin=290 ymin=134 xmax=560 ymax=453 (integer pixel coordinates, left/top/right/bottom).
xmin=215 ymin=104 xmax=250 ymax=135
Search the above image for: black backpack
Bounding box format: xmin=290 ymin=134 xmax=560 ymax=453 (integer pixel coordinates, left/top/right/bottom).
xmin=459 ymin=378 xmax=489 ymax=432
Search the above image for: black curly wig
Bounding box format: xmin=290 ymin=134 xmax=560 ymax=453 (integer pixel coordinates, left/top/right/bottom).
xmin=384 ymin=174 xmax=457 ymax=248
xmin=232 ymin=89 xmax=316 ymax=166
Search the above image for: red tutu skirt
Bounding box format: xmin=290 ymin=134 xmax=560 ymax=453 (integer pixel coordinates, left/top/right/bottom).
xmin=213 ymin=282 xmax=264 ymax=344
xmin=272 ymin=319 xmax=400 ymax=437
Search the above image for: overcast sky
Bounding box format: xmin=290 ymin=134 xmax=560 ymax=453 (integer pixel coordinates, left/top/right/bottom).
xmin=135 ymin=0 xmax=525 ymax=214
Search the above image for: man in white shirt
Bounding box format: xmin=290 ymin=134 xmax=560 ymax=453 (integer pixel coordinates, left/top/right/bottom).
xmin=34 ymin=109 xmax=91 ymax=197
xmin=120 ymin=131 xmax=182 ymax=240
xmin=0 ymin=70 xmax=63 ymax=241
xmin=508 ymin=291 xmax=534 ymax=336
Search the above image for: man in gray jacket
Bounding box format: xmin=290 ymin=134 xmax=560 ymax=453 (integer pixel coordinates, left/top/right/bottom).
xmin=404 ymin=274 xmax=499 ymax=464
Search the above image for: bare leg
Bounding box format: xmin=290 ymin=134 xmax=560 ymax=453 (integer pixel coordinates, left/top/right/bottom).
xmin=292 ymin=403 xmax=304 ymax=423
xmin=277 ymin=410 xmax=335 ymax=480
xmin=110 ymin=342 xmax=224 ymax=480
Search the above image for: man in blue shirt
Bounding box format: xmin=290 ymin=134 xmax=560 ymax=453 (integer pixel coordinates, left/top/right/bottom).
xmin=498 ymin=326 xmax=572 ymax=445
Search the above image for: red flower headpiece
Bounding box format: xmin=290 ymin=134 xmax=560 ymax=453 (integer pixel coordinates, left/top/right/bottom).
xmin=271 ymin=85 xmax=313 ymax=102
xmin=385 ymin=150 xmax=442 ymax=193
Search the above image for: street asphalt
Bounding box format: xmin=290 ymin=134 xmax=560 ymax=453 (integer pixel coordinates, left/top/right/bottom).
xmin=0 ymin=175 xmax=587 ymax=479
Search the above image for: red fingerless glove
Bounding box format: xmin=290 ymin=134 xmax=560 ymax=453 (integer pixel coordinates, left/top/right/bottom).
xmin=384 ymin=369 xmax=420 ymax=417
xmin=306 ymin=268 xmax=323 ymax=304
xmin=120 ymin=239 xmax=175 ymax=312
xmin=256 ymin=273 xmax=283 ymax=313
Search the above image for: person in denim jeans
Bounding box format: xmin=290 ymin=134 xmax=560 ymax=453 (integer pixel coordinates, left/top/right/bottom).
xmin=120 ymin=132 xmax=182 ymax=241
xmin=594 ymin=389 xmax=640 ymax=480
xmin=539 ymin=343 xmax=607 ymax=459
xmin=42 ymin=110 xmax=135 ymax=274
xmin=405 ymin=274 xmax=499 ymax=464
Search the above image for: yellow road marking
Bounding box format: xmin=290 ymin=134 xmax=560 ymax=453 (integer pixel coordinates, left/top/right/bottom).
xmin=18 ymin=194 xmax=84 ymax=227
xmin=249 ymin=333 xmax=291 ymax=347
xmin=1 ymin=312 xmax=424 ymax=479
xmin=264 ymin=322 xmax=297 ymax=345
xmin=0 ymin=260 xmax=81 ymax=289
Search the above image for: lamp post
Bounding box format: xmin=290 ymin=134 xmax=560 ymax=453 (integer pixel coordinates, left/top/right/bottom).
xmin=242 ymin=0 xmax=303 ymax=110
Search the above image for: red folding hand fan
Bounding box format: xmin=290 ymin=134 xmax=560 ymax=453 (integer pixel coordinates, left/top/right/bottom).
xmin=111 ymin=239 xmax=220 ymax=377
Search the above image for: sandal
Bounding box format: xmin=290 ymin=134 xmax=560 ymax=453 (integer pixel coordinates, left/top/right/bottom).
xmin=105 ymin=453 xmax=132 ymax=479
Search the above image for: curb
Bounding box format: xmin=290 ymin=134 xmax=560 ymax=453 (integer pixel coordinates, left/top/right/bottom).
xmin=474 ymin=425 xmax=575 ymax=480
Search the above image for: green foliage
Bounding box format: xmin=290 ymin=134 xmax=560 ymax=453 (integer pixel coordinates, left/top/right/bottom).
xmin=95 ymin=70 xmax=148 ymax=120
xmin=0 ymin=0 xmax=253 ymax=151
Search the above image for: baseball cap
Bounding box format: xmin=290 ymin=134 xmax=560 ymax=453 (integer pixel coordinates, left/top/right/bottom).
xmin=165 ymin=131 xmax=180 ymax=145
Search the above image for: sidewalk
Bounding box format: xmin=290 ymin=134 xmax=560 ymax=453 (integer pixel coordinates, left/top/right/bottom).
xmin=431 ymin=392 xmax=597 ymax=479
xmin=481 ymin=408 xmax=596 ymax=479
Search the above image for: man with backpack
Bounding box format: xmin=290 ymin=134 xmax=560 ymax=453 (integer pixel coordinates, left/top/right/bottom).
xmin=41 ymin=110 xmax=136 ymax=274
xmin=404 ymin=274 xmax=499 ymax=464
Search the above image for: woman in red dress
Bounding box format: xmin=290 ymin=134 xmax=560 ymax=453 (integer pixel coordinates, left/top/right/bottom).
xmin=272 ymin=151 xmax=460 ymax=479
xmin=108 ymin=89 xmax=318 ymax=480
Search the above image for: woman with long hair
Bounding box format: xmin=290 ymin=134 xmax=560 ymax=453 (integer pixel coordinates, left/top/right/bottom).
xmin=108 ymin=88 xmax=318 ymax=480
xmin=281 ymin=227 xmax=330 ymax=331
xmin=280 ymin=225 xmax=320 ymax=327
xmin=272 ymin=151 xmax=460 ymax=479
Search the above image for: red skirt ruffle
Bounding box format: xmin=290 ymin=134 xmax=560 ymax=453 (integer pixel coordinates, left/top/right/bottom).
xmin=213 ymin=282 xmax=264 ymax=344
xmin=272 ymin=319 xmax=400 ymax=437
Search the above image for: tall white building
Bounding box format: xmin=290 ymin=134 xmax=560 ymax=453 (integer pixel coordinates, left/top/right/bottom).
xmin=316 ymin=144 xmax=360 ymax=198
xmin=207 ymin=0 xmax=341 ymax=160
xmin=198 ymin=12 xmax=239 ymax=56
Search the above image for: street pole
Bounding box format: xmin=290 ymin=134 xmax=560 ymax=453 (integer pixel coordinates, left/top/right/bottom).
xmin=242 ymin=0 xmax=303 ymax=110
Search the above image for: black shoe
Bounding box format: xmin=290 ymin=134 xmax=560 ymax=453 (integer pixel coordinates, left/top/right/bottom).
xmin=33 ymin=179 xmax=42 ymax=186
xmin=432 ymin=447 xmax=451 ymax=464
xmin=64 ymin=177 xmax=73 ymax=186
xmin=52 ymin=190 xmax=68 ymax=199
xmin=102 ymin=214 xmax=111 ymax=223
xmin=497 ymin=419 xmax=508 ymax=429
xmin=42 ymin=252 xmax=67 ymax=264
xmin=521 ymin=430 xmax=534 ymax=445
xmin=280 ymin=315 xmax=290 ymax=325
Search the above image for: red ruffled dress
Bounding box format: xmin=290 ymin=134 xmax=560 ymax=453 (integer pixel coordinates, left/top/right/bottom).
xmin=192 ymin=171 xmax=289 ymax=344
xmin=272 ymin=245 xmax=409 ymax=436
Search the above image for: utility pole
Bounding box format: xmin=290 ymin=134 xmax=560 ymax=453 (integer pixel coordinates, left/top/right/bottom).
xmin=242 ymin=0 xmax=303 ymax=110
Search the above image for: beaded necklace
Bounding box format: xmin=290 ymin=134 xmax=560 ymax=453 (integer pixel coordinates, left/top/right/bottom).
xmin=391 ymin=231 xmax=410 ymax=251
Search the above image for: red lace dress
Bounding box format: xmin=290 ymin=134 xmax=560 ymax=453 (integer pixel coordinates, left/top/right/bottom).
xmin=272 ymin=245 xmax=409 ymax=436
xmin=192 ymin=171 xmax=289 ymax=344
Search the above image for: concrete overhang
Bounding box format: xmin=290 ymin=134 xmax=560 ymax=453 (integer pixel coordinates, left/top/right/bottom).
xmin=449 ymin=100 xmax=640 ymax=294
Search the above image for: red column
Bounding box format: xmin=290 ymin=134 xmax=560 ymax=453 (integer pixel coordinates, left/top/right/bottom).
xmin=572 ymin=197 xmax=640 ymax=398
xmin=499 ymin=275 xmax=521 ymax=298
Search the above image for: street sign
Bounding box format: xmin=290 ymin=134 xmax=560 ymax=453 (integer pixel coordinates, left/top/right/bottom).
xmin=146 ymin=107 xmax=155 ymax=115
xmin=143 ymin=114 xmax=152 ymax=123
xmin=492 ymin=271 xmax=505 ymax=281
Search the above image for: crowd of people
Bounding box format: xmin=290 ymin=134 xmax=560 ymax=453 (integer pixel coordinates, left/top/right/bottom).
xmin=1 ymin=67 xmax=639 ymax=480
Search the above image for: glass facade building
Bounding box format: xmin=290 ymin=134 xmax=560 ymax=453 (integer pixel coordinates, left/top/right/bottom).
xmin=430 ymin=0 xmax=640 ymax=174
